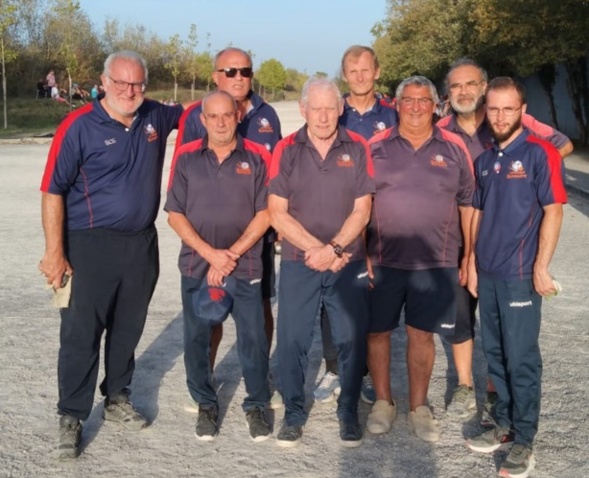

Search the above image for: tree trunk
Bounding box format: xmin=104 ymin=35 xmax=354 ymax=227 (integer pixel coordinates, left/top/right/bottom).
xmin=1 ymin=38 xmax=7 ymax=129
xmin=537 ymin=64 xmax=559 ymax=129
xmin=565 ymin=60 xmax=588 ymax=145
xmin=174 ymin=79 xmax=178 ymax=102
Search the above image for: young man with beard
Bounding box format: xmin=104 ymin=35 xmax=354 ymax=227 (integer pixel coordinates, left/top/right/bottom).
xmin=466 ymin=78 xmax=566 ymax=478
xmin=437 ymin=59 xmax=573 ymax=423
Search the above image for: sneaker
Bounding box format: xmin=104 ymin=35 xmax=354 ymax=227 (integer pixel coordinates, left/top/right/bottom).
xmin=360 ymin=375 xmax=376 ymax=404
xmin=499 ymin=444 xmax=535 ymax=478
xmin=367 ymin=399 xmax=396 ymax=434
xmin=267 ymin=389 xmax=284 ymax=410
xmin=276 ymin=422 xmax=303 ymax=448
xmin=195 ymin=406 xmax=219 ymax=441
xmin=184 ymin=397 xmax=199 ymax=413
xmin=103 ymin=398 xmax=148 ymax=431
xmin=313 ymin=371 xmax=341 ymax=403
xmin=339 ymin=420 xmax=363 ymax=448
xmin=246 ymin=407 xmax=271 ymax=442
xmin=55 ymin=415 xmax=82 ymax=460
xmin=467 ymin=426 xmax=514 ymax=453
xmin=481 ymin=391 xmax=498 ymax=427
xmin=408 ymin=406 xmax=440 ymax=443
xmin=447 ymin=384 xmax=476 ymax=419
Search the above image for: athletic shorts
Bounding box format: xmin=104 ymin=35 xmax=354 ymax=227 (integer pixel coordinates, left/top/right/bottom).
xmin=443 ymin=283 xmax=478 ymax=344
xmin=369 ymin=266 xmax=458 ymax=335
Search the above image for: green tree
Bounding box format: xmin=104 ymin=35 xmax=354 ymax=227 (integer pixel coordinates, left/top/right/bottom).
xmin=0 ymin=0 xmax=18 ymax=128
xmin=256 ymin=58 xmax=287 ymax=100
xmin=184 ymin=24 xmax=198 ymax=100
xmin=285 ymin=67 xmax=308 ymax=92
xmin=163 ymin=33 xmax=183 ymax=102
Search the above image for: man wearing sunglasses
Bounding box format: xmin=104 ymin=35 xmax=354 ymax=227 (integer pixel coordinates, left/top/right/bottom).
xmin=437 ymin=58 xmax=573 ymax=426
xmin=175 ymin=48 xmax=282 ymax=409
xmin=39 ymin=50 xmax=183 ymax=459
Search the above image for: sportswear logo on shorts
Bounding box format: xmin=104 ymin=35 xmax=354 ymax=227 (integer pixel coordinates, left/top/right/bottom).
xmin=257 ymin=117 xmax=274 ymax=133
xmin=236 ymin=161 xmax=252 ymax=175
xmin=337 ymin=154 xmax=354 ymax=168
xmin=507 ymin=160 xmax=527 ymax=179
xmin=440 ymin=323 xmax=455 ymax=329
xmin=250 ymin=278 xmax=262 ymax=285
xmin=144 ymin=124 xmax=158 ymax=142
xmin=430 ymin=154 xmax=448 ymax=168
xmin=357 ymin=272 xmax=368 ymax=279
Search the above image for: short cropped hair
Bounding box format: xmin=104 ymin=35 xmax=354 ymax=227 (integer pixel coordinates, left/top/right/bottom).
xmin=485 ymin=77 xmax=527 ymax=104
xmin=341 ymin=45 xmax=379 ymax=72
xmin=445 ymin=58 xmax=488 ymax=92
xmin=395 ymin=76 xmax=439 ymax=105
xmin=300 ymin=77 xmax=343 ymax=107
xmin=103 ymin=51 xmax=148 ymax=83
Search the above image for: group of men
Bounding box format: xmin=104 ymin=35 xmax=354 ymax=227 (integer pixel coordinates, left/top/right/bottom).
xmin=39 ymin=45 xmax=568 ymax=478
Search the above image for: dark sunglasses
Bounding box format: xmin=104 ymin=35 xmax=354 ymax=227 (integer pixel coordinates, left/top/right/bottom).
xmin=216 ymin=67 xmax=253 ymax=78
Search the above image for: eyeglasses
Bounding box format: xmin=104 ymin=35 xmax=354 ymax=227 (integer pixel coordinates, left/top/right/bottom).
xmin=216 ymin=67 xmax=253 ymax=78
xmin=400 ymin=97 xmax=434 ymax=106
xmin=448 ymin=80 xmax=485 ymax=91
xmin=108 ymin=76 xmax=146 ymax=93
xmin=486 ymin=106 xmax=521 ymax=117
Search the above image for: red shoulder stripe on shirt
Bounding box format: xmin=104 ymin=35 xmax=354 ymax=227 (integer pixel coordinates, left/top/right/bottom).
xmin=368 ymin=126 xmax=394 ymax=146
xmin=268 ymin=132 xmax=297 ymax=182
xmin=167 ymin=138 xmax=204 ymax=191
xmin=379 ymin=98 xmax=396 ymax=110
xmin=174 ymin=101 xmax=202 ymax=152
xmin=346 ymin=128 xmax=374 ymax=178
xmin=438 ymin=127 xmax=474 ymax=175
xmin=243 ymin=138 xmax=272 ymax=185
xmin=40 ymin=104 xmax=94 ymax=192
xmin=436 ymin=114 xmax=452 ymax=128
xmin=526 ymin=135 xmax=568 ymax=203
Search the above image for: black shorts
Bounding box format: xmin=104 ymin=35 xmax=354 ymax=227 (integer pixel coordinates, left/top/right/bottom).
xmin=443 ymin=283 xmax=478 ymax=344
xmin=369 ymin=266 xmax=458 ymax=335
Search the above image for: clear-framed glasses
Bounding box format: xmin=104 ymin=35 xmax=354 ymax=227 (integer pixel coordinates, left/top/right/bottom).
xmin=216 ymin=67 xmax=253 ymax=78
xmin=400 ymin=97 xmax=434 ymax=106
xmin=448 ymin=80 xmax=485 ymax=91
xmin=486 ymin=106 xmax=521 ymax=117
xmin=108 ymin=76 xmax=146 ymax=93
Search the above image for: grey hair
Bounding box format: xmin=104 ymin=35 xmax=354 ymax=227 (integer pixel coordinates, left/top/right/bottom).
xmin=445 ymin=58 xmax=488 ymax=92
xmin=395 ymin=76 xmax=439 ymax=104
xmin=103 ymin=51 xmax=148 ymax=83
xmin=300 ymin=77 xmax=343 ymax=107
xmin=201 ymin=90 xmax=238 ymax=112
xmin=213 ymin=47 xmax=253 ymax=69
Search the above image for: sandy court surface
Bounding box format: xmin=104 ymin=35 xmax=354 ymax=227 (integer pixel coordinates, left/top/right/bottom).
xmin=1 ymin=102 xmax=588 ymax=477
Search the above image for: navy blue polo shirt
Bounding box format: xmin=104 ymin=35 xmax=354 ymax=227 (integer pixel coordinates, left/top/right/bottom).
xmin=175 ymin=91 xmax=282 ymax=153
xmin=473 ymin=129 xmax=567 ymax=280
xmin=165 ymin=135 xmax=270 ymax=280
xmin=339 ymin=94 xmax=398 ymax=140
xmin=268 ymin=126 xmax=375 ymax=262
xmin=367 ymin=126 xmax=474 ymax=270
xmin=437 ymin=113 xmax=570 ymax=161
xmin=41 ymin=98 xmax=183 ymax=232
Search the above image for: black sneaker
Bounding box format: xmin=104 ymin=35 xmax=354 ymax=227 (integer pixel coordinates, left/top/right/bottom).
xmin=339 ymin=420 xmax=363 ymax=448
xmin=55 ymin=415 xmax=82 ymax=460
xmin=195 ymin=405 xmax=219 ymax=441
xmin=246 ymin=407 xmax=271 ymax=442
xmin=481 ymin=391 xmax=498 ymax=427
xmin=103 ymin=397 xmax=148 ymax=431
xmin=276 ymin=422 xmax=303 ymax=448
xmin=499 ymin=443 xmax=535 ymax=478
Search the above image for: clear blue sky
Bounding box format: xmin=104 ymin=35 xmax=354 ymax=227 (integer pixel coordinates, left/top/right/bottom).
xmin=77 ymin=0 xmax=388 ymax=77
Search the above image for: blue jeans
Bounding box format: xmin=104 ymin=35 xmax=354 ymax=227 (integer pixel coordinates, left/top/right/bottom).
xmin=277 ymin=260 xmax=369 ymax=426
xmin=181 ymin=275 xmax=270 ymax=411
xmin=478 ymin=274 xmax=542 ymax=446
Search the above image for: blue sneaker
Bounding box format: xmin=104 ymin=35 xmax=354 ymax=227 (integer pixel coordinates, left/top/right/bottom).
xmin=313 ymin=372 xmax=341 ymax=403
xmin=360 ymin=375 xmax=376 ymax=404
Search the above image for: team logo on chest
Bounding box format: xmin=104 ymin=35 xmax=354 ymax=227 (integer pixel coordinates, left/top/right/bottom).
xmin=337 ymin=153 xmax=355 ymax=168
xmin=373 ymin=121 xmax=387 ymax=135
xmin=144 ymin=124 xmax=158 ymax=142
xmin=236 ymin=161 xmax=252 ymax=175
xmin=430 ymin=154 xmax=448 ymax=168
xmin=257 ymin=117 xmax=274 ymax=133
xmin=493 ymin=161 xmax=502 ymax=174
xmin=507 ymin=160 xmax=527 ymax=179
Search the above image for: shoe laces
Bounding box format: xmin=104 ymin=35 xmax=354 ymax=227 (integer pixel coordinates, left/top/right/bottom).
xmin=318 ymin=372 xmax=339 ymax=389
xmin=363 ymin=375 xmax=374 ymax=389
xmin=508 ymin=444 xmax=529 ymax=461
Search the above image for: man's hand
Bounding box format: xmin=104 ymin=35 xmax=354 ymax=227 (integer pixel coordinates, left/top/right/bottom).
xmin=458 ymin=255 xmax=468 ymax=287
xmin=205 ymin=249 xmax=239 ymax=277
xmin=366 ymin=256 xmax=374 ymax=290
xmin=206 ymin=267 xmax=226 ymax=287
xmin=466 ymin=258 xmax=478 ymax=298
xmin=533 ymin=266 xmax=557 ymax=297
xmin=39 ymin=252 xmax=73 ymax=289
xmin=329 ymin=252 xmax=351 ymax=273
xmin=304 ymin=245 xmax=336 ymax=271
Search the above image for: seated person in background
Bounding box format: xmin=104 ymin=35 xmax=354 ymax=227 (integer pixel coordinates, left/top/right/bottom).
xmin=51 ymin=83 xmax=71 ymax=106
xmin=37 ymin=78 xmax=48 ymax=98
xmin=71 ymin=83 xmax=89 ymax=102
xmin=91 ymin=84 xmax=99 ymax=99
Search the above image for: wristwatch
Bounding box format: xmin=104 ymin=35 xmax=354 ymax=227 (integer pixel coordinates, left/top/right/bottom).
xmin=329 ymin=241 xmax=344 ymax=258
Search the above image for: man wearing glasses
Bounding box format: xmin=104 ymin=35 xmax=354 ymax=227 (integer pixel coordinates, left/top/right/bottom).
xmin=466 ymin=78 xmax=566 ymax=478
xmin=175 ymin=49 xmax=282 ymax=405
xmin=437 ymin=58 xmax=573 ymax=425
xmin=366 ymin=76 xmax=474 ymax=442
xmin=39 ymin=50 xmax=183 ymax=459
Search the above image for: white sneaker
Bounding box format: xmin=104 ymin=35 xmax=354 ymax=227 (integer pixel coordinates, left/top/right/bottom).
xmin=267 ymin=389 xmax=284 ymax=410
xmin=408 ymin=406 xmax=440 ymax=442
xmin=367 ymin=399 xmax=396 ymax=434
xmin=184 ymin=397 xmax=199 ymax=413
xmin=313 ymin=372 xmax=341 ymax=403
